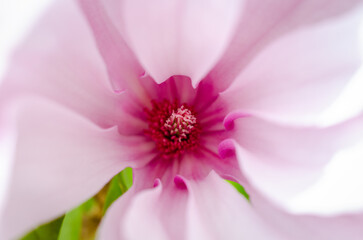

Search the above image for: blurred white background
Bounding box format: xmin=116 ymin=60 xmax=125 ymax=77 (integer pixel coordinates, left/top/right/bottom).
xmin=0 ymin=0 xmax=363 ymax=215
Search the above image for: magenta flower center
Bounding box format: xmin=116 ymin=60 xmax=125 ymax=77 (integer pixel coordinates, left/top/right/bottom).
xmin=145 ymin=100 xmax=201 ymax=158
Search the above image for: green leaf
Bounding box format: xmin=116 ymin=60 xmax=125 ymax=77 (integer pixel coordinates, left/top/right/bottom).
xmin=120 ymin=167 xmax=133 ymax=190
xmin=57 ymin=202 xmax=84 ymax=240
xmin=103 ymin=167 xmax=133 ymax=214
xmin=21 ymin=216 xmax=64 ymax=240
xmin=58 ymin=197 xmax=104 ymax=240
xmin=226 ymin=180 xmax=250 ymax=200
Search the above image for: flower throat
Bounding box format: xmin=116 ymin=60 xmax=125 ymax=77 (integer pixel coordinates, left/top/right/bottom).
xmin=145 ymin=100 xmax=201 ymax=158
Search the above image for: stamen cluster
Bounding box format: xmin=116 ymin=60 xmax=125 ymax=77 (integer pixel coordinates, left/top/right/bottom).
xmin=145 ymin=100 xmax=201 ymax=158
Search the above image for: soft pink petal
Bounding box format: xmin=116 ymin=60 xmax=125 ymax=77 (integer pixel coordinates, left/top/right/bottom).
xmin=100 ymin=170 xmax=363 ymax=239
xmin=100 ymin=177 xmax=188 ymax=240
xmin=97 ymin=188 xmax=136 ymax=240
xmin=97 ymin=169 xmax=167 ymax=240
xmin=100 ymin=173 xmax=268 ymax=240
xmin=120 ymin=0 xmax=243 ymax=87
xmin=225 ymin=112 xmax=363 ymax=208
xmin=285 ymin=140 xmax=363 ymax=214
xmin=0 ymin=0 xmax=125 ymax=128
xmin=77 ymin=0 xmax=144 ymax=92
xmin=207 ymin=0 xmax=363 ymax=92
xmin=0 ymin=98 xmax=152 ymax=239
xmin=186 ymin=172 xmax=279 ymax=240
xmin=133 ymin=153 xmax=212 ymax=188
xmin=249 ymin=189 xmax=363 ymax=240
xmin=188 ymin=172 xmax=363 ymax=240
xmin=0 ymin=113 xmax=16 ymax=219
xmin=98 ymin=173 xmax=273 ymax=239
xmin=220 ymin=7 xmax=363 ymax=124
xmin=124 ymin=181 xmax=188 ymax=240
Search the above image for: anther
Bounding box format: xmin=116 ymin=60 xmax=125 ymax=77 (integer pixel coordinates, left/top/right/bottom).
xmin=144 ymin=100 xmax=201 ymax=158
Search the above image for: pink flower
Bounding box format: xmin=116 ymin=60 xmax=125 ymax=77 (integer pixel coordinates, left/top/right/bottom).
xmin=1 ymin=0 xmax=363 ymax=239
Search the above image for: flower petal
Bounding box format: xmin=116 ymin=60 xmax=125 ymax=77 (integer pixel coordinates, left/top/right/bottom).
xmin=226 ymin=112 xmax=363 ymax=209
xmin=97 ymin=188 xmax=136 ymax=240
xmin=0 ymin=0 xmax=124 ymax=128
xmin=186 ymin=172 xmax=278 ymax=239
xmin=101 ymin=173 xmax=269 ymax=239
xmin=286 ymin=139 xmax=363 ymax=214
xmin=120 ymin=0 xmax=243 ymax=87
xmin=0 ymin=98 xmax=152 ymax=239
xmin=207 ymin=0 xmax=363 ymax=92
xmin=99 ymin=177 xmax=189 ymax=240
xmin=188 ymin=172 xmax=363 ymax=240
xmin=249 ymin=189 xmax=363 ymax=240
xmin=221 ymin=7 xmax=363 ymax=124
xmin=0 ymin=114 xmax=16 ymax=219
xmin=77 ymin=0 xmax=144 ymax=92
xmin=100 ymin=171 xmax=363 ymax=239
xmin=124 ymin=181 xmax=189 ymax=240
